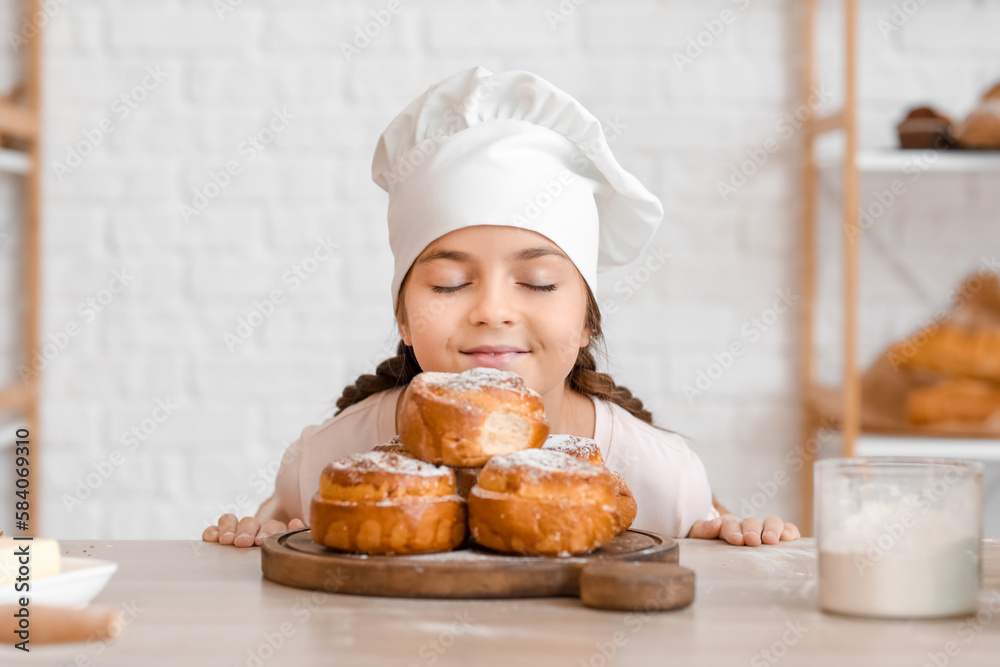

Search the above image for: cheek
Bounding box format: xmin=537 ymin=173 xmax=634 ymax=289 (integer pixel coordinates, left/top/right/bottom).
xmin=535 ymin=312 xmax=586 ymax=358
xmin=407 ymin=294 xmax=461 ymax=340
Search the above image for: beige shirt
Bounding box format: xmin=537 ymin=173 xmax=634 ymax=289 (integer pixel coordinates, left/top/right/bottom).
xmin=254 ymin=386 xmax=719 ymax=538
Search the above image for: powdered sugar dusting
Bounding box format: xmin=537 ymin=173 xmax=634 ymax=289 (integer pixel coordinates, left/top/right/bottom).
xmin=543 ymin=434 xmax=602 ymax=462
xmin=325 ymin=451 xmax=450 ymax=478
xmin=486 ymin=448 xmax=603 ymax=477
xmin=418 ymin=367 xmax=540 ymax=398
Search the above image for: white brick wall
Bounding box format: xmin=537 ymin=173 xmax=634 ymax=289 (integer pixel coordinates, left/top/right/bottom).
xmin=0 ymin=0 xmax=997 ymax=539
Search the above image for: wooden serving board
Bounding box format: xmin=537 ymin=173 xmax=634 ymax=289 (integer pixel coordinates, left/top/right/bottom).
xmin=261 ymin=528 xmax=694 ymax=610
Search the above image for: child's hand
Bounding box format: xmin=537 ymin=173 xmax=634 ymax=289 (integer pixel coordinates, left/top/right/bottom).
xmin=202 ymin=513 xmax=306 ymax=548
xmin=687 ymin=513 xmax=800 ymax=546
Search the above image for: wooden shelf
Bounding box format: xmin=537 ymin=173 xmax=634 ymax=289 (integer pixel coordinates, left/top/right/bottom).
xmin=817 ymin=147 xmax=1000 ymax=173
xmin=0 ymin=100 xmax=38 ymax=140
xmin=856 ymin=435 xmax=1000 ymax=462
xmin=1 ymin=0 xmax=43 ymax=537
xmin=797 ymin=0 xmax=1000 ymax=534
xmin=797 ymin=0 xmax=860 ymax=535
xmin=808 ymin=383 xmax=1000 ymax=441
xmin=0 ymin=382 xmax=36 ymax=416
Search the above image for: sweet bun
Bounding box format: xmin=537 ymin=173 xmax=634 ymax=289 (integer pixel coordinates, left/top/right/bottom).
xmin=398 ymin=367 xmax=549 ymax=467
xmin=906 ymin=378 xmax=1000 ymax=425
xmin=309 ymin=451 xmax=466 ymax=555
xmin=955 ymin=81 xmax=1000 ymax=150
xmin=371 ymin=435 xmax=414 ymax=457
xmin=896 ymin=106 xmax=955 ymax=149
xmin=891 ymin=323 xmax=1000 ymax=382
xmin=610 ymin=472 xmax=638 ymax=533
xmin=954 ymin=102 xmax=1000 ymax=149
xmin=542 ymin=433 xmax=604 ymax=465
xmin=542 ymin=434 xmax=637 ymax=533
xmin=468 ymin=449 xmax=619 ymax=557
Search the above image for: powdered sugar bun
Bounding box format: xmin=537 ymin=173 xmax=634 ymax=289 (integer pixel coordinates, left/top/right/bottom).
xmin=318 ymin=451 xmax=457 ymax=502
xmin=540 ymin=436 xmax=636 ymax=533
xmin=542 ymin=433 xmax=604 ymax=465
xmin=398 ymin=368 xmax=549 ymax=467
xmin=480 ymin=448 xmax=614 ymax=494
xmin=324 ymin=450 xmax=451 ymax=479
xmin=371 ymin=435 xmax=414 ymax=458
xmin=310 ymin=450 xmax=466 ymax=555
xmin=468 ymin=449 xmax=619 ymax=556
xmin=419 ymin=366 xmax=542 ymax=399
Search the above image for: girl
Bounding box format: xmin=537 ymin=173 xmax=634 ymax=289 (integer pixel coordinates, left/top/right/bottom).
xmin=203 ymin=66 xmax=800 ymax=549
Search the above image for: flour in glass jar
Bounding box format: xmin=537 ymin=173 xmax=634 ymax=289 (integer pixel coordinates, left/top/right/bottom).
xmin=818 ymin=493 xmax=980 ymax=618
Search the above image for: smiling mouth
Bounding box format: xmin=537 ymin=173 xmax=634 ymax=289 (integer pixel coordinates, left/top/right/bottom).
xmin=461 ymin=350 xmax=529 ymax=367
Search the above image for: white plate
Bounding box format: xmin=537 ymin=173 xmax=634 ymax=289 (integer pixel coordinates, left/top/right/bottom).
xmin=0 ymin=557 xmax=118 ymax=610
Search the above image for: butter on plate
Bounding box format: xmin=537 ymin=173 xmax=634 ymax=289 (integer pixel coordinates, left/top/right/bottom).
xmin=0 ymin=537 xmax=61 ymax=586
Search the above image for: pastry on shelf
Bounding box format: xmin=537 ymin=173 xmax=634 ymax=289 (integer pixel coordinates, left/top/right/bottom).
xmin=896 ymin=105 xmax=956 ymax=149
xmin=889 ymin=323 xmax=1000 ymax=383
xmin=906 ymin=378 xmax=1000 ymax=425
xmin=954 ymin=81 xmax=1000 ymax=150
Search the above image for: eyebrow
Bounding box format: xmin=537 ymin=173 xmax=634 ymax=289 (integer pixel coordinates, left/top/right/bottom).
xmin=415 ymin=246 xmax=571 ymax=266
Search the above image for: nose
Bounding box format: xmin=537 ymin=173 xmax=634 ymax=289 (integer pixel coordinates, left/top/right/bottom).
xmin=466 ymin=275 xmax=518 ymax=328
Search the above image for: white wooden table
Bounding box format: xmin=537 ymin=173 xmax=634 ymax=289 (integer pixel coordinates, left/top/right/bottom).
xmin=4 ymin=538 xmax=999 ymax=666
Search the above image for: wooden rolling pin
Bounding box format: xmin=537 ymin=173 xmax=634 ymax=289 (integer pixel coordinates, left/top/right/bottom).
xmin=0 ymin=604 xmax=123 ymax=645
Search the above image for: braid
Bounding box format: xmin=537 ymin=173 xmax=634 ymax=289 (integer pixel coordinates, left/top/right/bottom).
xmin=333 ymin=340 xmax=422 ymax=416
xmin=568 ymin=344 xmax=673 ymax=433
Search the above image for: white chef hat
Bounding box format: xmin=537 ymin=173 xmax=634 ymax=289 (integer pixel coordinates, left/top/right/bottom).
xmin=371 ymin=65 xmax=663 ymax=312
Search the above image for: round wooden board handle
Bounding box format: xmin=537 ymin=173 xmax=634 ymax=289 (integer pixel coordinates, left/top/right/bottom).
xmin=579 ymin=561 xmax=695 ymax=611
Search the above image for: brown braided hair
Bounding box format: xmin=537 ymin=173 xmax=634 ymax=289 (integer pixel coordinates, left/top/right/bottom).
xmin=333 ymin=269 xmax=672 ymax=433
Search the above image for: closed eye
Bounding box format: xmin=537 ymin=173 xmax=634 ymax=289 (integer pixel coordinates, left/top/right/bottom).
xmin=430 ymin=283 xmax=557 ymax=293
xmin=431 ymin=283 xmax=470 ymax=293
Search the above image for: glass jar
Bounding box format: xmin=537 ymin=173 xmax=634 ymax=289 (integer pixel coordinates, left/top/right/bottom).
xmin=815 ymin=456 xmax=983 ymax=618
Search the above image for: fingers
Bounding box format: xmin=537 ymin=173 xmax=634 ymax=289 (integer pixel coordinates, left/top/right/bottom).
xmin=714 ymin=514 xmax=801 ymax=547
xmin=254 ymin=520 xmax=286 ymax=546
xmin=719 ymin=514 xmax=745 ymax=546
xmin=207 ymin=514 xmax=301 ymax=548
xmin=761 ymin=516 xmax=785 ymax=545
xmin=740 ymin=517 xmax=764 ymax=546
xmin=253 ymin=518 xmax=307 ymax=546
xmin=233 ymin=516 xmax=260 ymax=548
xmin=217 ymin=514 xmax=238 ymax=545
xmin=687 ymin=517 xmax=722 ymax=539
xmin=780 ymin=522 xmax=801 ymax=541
